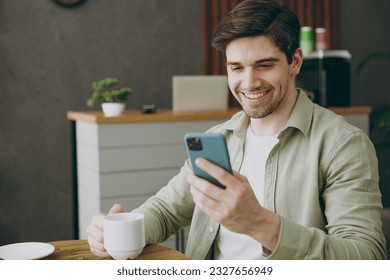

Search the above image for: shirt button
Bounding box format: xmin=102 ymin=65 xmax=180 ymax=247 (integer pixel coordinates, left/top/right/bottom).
xmin=209 ymin=226 xmax=215 ymax=233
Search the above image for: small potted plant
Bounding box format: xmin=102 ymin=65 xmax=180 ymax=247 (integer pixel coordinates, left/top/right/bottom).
xmin=86 ymin=77 xmax=132 ymax=117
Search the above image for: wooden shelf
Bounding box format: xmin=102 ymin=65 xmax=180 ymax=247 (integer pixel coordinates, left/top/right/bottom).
xmin=67 ymin=109 xmax=241 ymax=124
xmin=67 ymin=106 xmax=371 ymax=124
xmin=327 ymin=106 xmax=372 ymax=115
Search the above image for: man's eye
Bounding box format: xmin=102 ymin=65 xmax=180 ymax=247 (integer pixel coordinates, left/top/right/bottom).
xmin=230 ymin=67 xmax=242 ymax=72
xmin=257 ymin=64 xmax=273 ymax=69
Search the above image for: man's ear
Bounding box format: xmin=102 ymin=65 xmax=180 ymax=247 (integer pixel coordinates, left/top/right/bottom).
xmin=291 ymin=48 xmax=304 ymax=76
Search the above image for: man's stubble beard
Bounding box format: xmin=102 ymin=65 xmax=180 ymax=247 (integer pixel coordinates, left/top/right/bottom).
xmin=241 ymin=81 xmax=290 ymax=119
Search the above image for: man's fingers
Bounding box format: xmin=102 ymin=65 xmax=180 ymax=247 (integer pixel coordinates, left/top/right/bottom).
xmin=194 ymin=157 xmax=237 ymax=188
xmin=108 ymin=204 xmax=127 ymax=215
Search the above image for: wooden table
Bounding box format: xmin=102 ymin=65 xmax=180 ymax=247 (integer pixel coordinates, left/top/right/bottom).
xmin=42 ymin=240 xmax=189 ymax=260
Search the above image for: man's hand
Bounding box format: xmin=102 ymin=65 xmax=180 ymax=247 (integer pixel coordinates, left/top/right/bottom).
xmin=86 ymin=204 xmax=127 ymax=257
xmin=187 ymin=158 xmax=280 ymax=252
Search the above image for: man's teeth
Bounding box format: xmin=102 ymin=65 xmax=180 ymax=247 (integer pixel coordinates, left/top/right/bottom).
xmin=244 ymin=91 xmax=267 ymax=99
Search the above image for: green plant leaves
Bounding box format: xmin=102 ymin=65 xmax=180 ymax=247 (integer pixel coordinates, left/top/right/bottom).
xmin=87 ymin=77 xmax=132 ymax=107
xmin=355 ymin=51 xmax=390 ymax=74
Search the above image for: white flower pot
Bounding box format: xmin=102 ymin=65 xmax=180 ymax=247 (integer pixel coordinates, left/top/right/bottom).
xmin=101 ymin=102 xmax=125 ymax=117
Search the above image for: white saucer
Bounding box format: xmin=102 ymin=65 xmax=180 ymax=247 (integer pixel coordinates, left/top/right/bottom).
xmin=0 ymin=242 xmax=55 ymax=260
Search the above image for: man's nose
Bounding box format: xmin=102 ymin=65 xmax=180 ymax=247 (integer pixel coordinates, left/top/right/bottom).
xmin=241 ymin=69 xmax=262 ymax=90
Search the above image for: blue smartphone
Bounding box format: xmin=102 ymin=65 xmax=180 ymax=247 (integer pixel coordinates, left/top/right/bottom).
xmin=184 ymin=132 xmax=232 ymax=189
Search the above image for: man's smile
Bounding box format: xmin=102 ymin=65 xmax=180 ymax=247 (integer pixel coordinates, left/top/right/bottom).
xmin=240 ymin=88 xmax=272 ymax=100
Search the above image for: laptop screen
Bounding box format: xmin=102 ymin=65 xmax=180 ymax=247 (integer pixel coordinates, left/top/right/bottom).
xmin=172 ymin=75 xmax=229 ymax=112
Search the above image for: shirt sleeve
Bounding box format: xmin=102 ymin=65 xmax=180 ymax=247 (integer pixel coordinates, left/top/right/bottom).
xmin=131 ymin=161 xmax=195 ymax=245
xmin=266 ymin=131 xmax=387 ymax=259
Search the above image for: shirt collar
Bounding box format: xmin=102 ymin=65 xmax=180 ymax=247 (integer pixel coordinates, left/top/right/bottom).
xmin=219 ymin=89 xmax=314 ymax=137
xmin=285 ymin=89 xmax=314 ymax=137
xmin=221 ymin=110 xmax=248 ymax=139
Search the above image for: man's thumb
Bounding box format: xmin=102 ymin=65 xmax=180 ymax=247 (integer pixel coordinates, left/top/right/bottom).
xmin=108 ymin=204 xmax=126 ymax=215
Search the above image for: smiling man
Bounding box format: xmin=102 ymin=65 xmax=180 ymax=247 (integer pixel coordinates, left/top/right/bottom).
xmin=225 ymin=35 xmax=301 ymax=134
xmin=87 ymin=0 xmax=387 ymax=259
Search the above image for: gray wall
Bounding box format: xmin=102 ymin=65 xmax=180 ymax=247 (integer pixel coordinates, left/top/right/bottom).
xmin=0 ymin=0 xmax=389 ymax=246
xmin=339 ymin=0 xmax=390 ymax=106
xmin=0 ymin=0 xmax=202 ymax=245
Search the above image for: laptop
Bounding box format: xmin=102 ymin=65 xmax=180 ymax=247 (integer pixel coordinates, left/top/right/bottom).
xmin=172 ymin=75 xmax=229 ymax=112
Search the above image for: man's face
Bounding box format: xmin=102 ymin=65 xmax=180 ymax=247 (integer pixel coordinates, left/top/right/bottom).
xmin=225 ymin=35 xmax=301 ymax=119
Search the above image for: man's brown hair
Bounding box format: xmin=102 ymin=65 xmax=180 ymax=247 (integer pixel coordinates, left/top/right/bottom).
xmin=211 ymin=0 xmax=301 ymax=64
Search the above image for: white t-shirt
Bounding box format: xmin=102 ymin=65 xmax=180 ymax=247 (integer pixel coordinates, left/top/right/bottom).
xmin=214 ymin=126 xmax=279 ymax=259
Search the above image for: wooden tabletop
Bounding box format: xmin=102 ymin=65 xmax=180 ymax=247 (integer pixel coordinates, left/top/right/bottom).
xmin=42 ymin=240 xmax=189 ymax=260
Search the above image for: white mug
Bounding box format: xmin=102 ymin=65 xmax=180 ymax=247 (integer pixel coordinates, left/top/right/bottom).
xmin=103 ymin=212 xmax=145 ymax=260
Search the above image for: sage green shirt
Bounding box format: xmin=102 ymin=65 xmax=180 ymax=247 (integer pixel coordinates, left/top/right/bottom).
xmin=133 ymin=91 xmax=387 ymax=259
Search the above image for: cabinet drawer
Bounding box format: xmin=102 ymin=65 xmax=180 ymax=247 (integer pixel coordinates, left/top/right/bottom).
xmin=76 ymin=120 xmax=222 ymax=147
xmin=78 ymin=165 xmax=180 ymax=197
xmin=77 ymin=143 xmax=187 ymax=172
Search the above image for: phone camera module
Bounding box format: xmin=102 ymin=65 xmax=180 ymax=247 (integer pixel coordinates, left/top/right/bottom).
xmin=187 ymin=137 xmax=203 ymax=151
